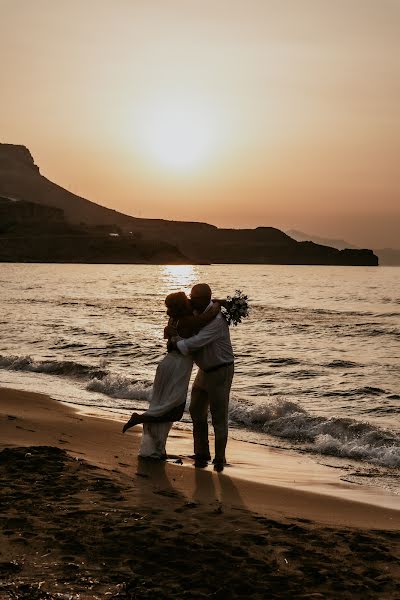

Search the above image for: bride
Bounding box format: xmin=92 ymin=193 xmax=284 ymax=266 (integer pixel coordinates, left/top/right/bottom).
xmin=122 ymin=291 xmax=220 ymax=459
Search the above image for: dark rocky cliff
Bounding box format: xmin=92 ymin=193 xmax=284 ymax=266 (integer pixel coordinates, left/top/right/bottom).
xmin=0 ymin=197 xmax=190 ymax=264
xmin=0 ymin=144 xmax=379 ymax=266
xmin=0 ymin=144 xmax=40 ymax=174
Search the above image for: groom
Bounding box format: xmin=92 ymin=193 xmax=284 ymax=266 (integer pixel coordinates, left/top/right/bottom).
xmin=170 ymin=283 xmax=234 ymax=471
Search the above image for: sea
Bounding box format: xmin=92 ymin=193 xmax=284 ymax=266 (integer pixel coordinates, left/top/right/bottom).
xmin=1 ymin=263 xmax=399 ymax=492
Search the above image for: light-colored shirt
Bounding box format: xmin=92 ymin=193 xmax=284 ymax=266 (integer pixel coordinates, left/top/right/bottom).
xmin=177 ymin=302 xmax=234 ymax=371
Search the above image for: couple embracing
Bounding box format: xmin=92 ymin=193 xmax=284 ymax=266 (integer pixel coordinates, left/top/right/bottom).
xmin=123 ymin=283 xmax=234 ymax=472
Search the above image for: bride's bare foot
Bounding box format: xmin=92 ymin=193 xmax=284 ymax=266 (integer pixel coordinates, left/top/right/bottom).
xmin=122 ymin=413 xmax=141 ymax=433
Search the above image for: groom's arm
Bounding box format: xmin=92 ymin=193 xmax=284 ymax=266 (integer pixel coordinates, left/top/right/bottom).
xmin=176 ymin=318 xmax=222 ymax=355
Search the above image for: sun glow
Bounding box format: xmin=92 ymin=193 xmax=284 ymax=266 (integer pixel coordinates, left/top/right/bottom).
xmin=135 ymin=95 xmax=219 ymax=171
xmin=161 ymin=265 xmax=197 ymax=294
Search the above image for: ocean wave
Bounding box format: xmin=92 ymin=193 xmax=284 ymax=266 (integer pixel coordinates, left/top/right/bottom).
xmin=229 ymin=398 xmax=400 ymax=467
xmin=325 ymin=360 xmax=360 ymax=369
xmin=282 ymin=369 xmax=322 ymax=379
xmin=86 ymin=374 xmax=152 ymax=401
xmin=266 ymin=357 xmax=300 ymax=366
xmin=323 ymin=386 xmax=386 ymax=397
xmin=364 ymin=406 xmax=400 ymax=415
xmin=0 ymin=354 xmax=107 ymax=379
xmin=257 ymin=305 xmax=375 ymax=318
xmin=382 ymin=297 xmax=400 ymax=305
xmin=56 ymin=343 xmax=86 ymax=349
xmin=0 ymin=352 xmax=153 ymax=405
xmin=361 ymin=327 xmax=400 ymax=339
xmin=1 ymin=352 xmax=398 ymax=467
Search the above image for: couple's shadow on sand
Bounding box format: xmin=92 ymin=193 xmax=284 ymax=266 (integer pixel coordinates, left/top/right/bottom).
xmin=135 ymin=456 xmax=244 ymax=511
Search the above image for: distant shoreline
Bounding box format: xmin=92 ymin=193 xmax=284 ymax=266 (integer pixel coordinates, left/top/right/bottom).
xmin=0 ymin=260 xmax=382 ymax=266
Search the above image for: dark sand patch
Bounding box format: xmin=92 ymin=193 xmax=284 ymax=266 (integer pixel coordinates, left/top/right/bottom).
xmin=1 ymin=446 xmax=399 ymax=599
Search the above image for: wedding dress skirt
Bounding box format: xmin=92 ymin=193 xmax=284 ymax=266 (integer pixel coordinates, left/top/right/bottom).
xmin=139 ymin=351 xmax=193 ymax=459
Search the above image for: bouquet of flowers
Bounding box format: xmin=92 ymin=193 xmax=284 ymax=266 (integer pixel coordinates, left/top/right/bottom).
xmin=221 ymin=290 xmax=250 ymax=326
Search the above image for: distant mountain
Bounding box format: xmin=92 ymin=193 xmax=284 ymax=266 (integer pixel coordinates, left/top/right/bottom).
xmin=286 ymin=229 xmax=357 ymax=250
xmin=287 ymin=229 xmax=399 ymax=266
xmin=0 ymin=144 xmax=378 ymax=266
xmin=0 ymin=196 xmax=190 ymax=264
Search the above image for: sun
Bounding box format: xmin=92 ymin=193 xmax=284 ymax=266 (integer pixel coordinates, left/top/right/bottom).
xmin=135 ymin=96 xmax=218 ymax=171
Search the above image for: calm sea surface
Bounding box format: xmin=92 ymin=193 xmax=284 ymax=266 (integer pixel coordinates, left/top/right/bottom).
xmin=0 ymin=264 xmax=399 ymax=486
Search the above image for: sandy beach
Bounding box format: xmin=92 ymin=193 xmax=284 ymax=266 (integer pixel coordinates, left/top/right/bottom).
xmin=1 ymin=386 xmax=399 ymax=599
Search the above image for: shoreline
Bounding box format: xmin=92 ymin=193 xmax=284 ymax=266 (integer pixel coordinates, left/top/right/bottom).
xmin=69 ymin=401 xmax=400 ymax=513
xmin=1 ymin=386 xmax=399 ymax=527
xmin=1 ymin=386 xmax=400 ymax=598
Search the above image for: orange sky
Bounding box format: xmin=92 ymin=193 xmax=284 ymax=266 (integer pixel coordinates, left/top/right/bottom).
xmin=1 ymin=0 xmax=399 ymax=248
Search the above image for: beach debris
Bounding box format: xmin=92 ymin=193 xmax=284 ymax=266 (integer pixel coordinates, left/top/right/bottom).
xmin=128 ymin=512 xmax=145 ymax=520
xmin=0 ymin=581 xmax=80 ymax=599
xmin=0 ymin=560 xmax=22 ymax=574
xmin=65 ymin=562 xmax=81 ymax=570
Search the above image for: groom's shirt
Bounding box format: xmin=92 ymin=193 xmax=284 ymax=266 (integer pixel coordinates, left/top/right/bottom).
xmin=177 ymin=302 xmax=234 ymax=372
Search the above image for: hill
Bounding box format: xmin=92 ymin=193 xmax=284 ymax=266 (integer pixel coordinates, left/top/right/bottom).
xmin=0 ymin=196 xmax=190 ymax=264
xmin=286 ymin=229 xmax=358 ymax=251
xmin=0 ymin=144 xmax=378 ymax=266
xmin=287 ymin=229 xmax=399 ymax=266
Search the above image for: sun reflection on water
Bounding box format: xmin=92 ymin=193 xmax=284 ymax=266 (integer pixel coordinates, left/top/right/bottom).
xmin=161 ymin=265 xmax=197 ymax=294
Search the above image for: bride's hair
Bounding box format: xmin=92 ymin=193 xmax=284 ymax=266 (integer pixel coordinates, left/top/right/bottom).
xmin=165 ymin=292 xmax=192 ymax=318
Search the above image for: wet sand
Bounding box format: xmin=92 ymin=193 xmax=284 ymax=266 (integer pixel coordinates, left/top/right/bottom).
xmin=1 ymin=387 xmax=399 ymax=599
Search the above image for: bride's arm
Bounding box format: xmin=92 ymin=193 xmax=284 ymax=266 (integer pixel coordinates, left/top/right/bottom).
xmin=177 ymin=302 xmax=220 ymax=338
xmin=164 ymin=317 xmax=177 ymax=339
xmin=213 ymin=297 xmax=229 ymax=309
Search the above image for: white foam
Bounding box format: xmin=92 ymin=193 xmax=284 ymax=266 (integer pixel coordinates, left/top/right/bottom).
xmin=1 ymin=352 xmax=399 ymax=467
xmin=229 ymin=397 xmax=400 ymax=468
xmin=0 ymin=354 xmax=105 ymax=379
xmin=86 ymin=374 xmax=152 ymax=402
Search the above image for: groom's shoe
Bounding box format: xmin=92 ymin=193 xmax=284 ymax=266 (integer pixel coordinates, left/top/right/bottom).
xmin=213 ymin=457 xmax=227 ymax=472
xmin=213 ymin=460 xmax=225 ymax=473
xmin=193 ymin=454 xmax=210 ymax=468
xmin=212 ymin=457 xmax=227 ymax=465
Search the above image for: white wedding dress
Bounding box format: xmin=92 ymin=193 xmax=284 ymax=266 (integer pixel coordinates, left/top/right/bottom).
xmin=139 ymin=350 xmax=193 ymax=459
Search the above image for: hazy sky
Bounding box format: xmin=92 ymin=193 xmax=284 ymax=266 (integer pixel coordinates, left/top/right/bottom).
xmin=1 ymin=0 xmax=399 ymax=247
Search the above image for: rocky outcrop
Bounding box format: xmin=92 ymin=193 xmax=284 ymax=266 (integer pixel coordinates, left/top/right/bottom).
xmin=0 ymin=234 xmax=190 ymax=264
xmin=0 ymin=144 xmax=39 ymax=174
xmin=0 ymin=144 xmax=379 ymax=266
xmin=0 ymin=197 xmax=191 ymax=264
xmin=0 ymin=196 xmax=64 ymax=232
xmin=286 ymin=229 xmax=398 ymax=265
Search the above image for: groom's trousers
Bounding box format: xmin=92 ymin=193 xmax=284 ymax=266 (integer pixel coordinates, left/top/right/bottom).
xmin=189 ymin=363 xmax=234 ymax=461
